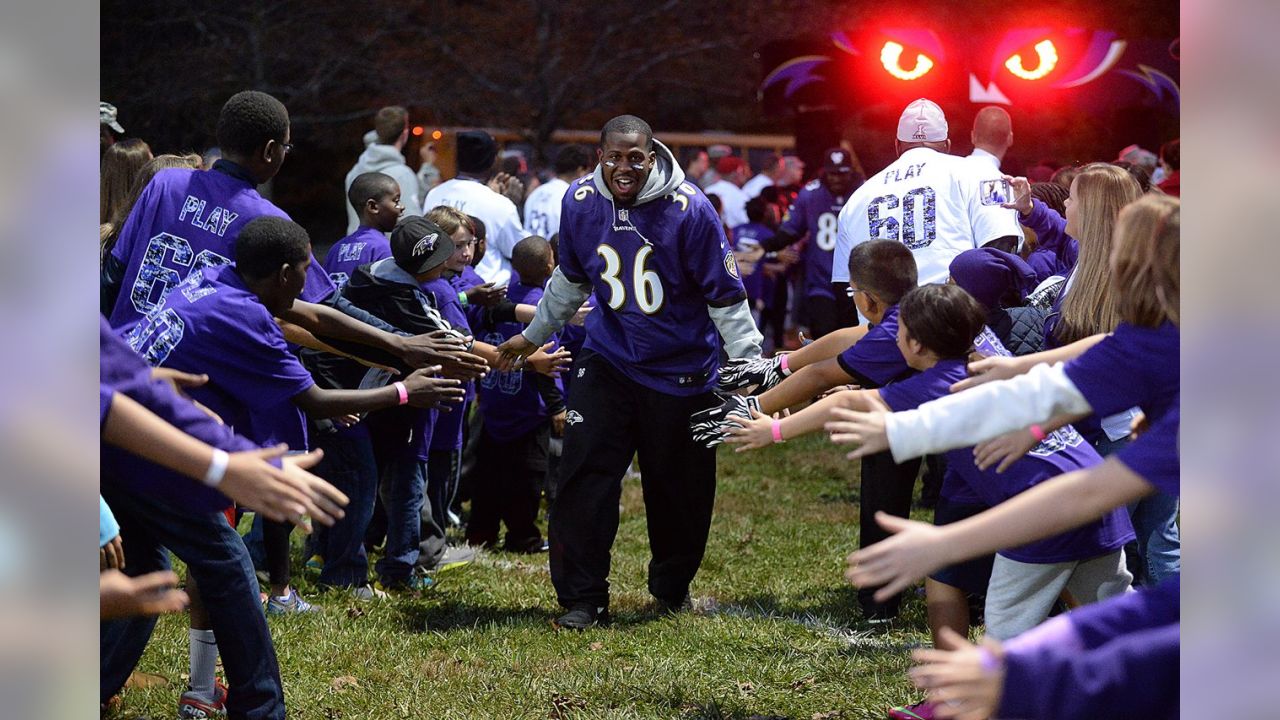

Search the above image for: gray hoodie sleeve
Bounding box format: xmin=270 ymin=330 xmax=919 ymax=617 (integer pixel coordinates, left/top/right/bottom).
xmin=522 ymin=267 xmax=592 ymax=345
xmin=708 ymin=300 xmax=764 ymax=359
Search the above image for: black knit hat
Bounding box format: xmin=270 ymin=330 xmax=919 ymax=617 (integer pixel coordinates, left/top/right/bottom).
xmin=456 ymin=130 xmax=498 ymax=174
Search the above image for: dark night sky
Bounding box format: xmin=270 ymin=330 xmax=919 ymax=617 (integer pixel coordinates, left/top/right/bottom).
xmin=102 ymin=0 xmax=1178 ymax=243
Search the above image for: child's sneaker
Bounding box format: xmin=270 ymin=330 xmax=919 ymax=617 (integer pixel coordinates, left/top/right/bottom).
xmin=304 ymin=554 xmax=325 ymax=572
xmin=376 ymin=570 xmax=435 ymax=593
xmin=265 ymin=588 xmax=318 ymax=615
xmin=887 ymin=701 xmax=938 ymax=719
xmin=178 ymin=681 xmax=227 ymax=718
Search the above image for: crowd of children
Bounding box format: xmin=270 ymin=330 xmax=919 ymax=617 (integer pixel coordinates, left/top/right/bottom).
xmin=99 ymin=88 xmax=1178 ymax=720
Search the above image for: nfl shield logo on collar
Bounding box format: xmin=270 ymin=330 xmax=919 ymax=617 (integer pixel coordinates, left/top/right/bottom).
xmin=618 ymin=209 xmax=629 ymax=222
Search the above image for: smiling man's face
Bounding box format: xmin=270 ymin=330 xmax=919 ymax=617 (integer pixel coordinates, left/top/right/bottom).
xmin=598 ymin=131 xmax=654 ymax=206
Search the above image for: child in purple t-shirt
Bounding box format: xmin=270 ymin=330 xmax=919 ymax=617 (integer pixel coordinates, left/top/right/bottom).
xmin=469 ymin=236 xmax=564 ymax=552
xmin=324 ymin=171 xmax=400 ymax=289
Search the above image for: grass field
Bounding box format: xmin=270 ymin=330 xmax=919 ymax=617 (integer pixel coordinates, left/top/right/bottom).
xmin=113 ymin=435 xmax=943 ymax=720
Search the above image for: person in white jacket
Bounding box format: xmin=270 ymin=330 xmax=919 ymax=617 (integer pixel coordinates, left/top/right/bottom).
xmin=343 ymin=106 xmax=422 ymax=234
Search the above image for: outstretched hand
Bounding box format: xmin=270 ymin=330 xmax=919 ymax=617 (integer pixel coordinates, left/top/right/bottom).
xmin=950 ymin=355 xmax=1022 ymax=393
xmin=528 ymin=342 xmax=572 ymax=376
xmin=844 ymin=511 xmax=950 ymax=601
xmin=403 ymin=366 xmax=467 ymax=409
xmin=218 ymin=444 xmax=350 ymax=531
xmin=494 ymin=333 xmax=538 ymax=372
xmin=909 ymin=627 xmax=1006 ymax=720
xmin=400 ymin=330 xmax=488 ymax=380
xmin=1000 ymin=175 xmax=1033 ymax=216
xmin=824 ymin=406 xmax=891 ymax=459
xmin=722 ymin=408 xmax=777 ymax=451
xmin=100 ymin=569 xmax=190 ymax=620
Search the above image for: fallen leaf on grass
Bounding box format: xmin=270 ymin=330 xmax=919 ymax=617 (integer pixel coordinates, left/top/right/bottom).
xmin=812 ymin=712 xmax=844 ymax=720
xmin=330 ymin=676 xmax=360 ymax=692
xmin=550 ymin=693 xmax=588 ymax=719
xmin=589 ymin=642 xmax=603 ymax=651
xmin=346 ymin=606 xmax=366 ymax=619
xmin=736 ymin=680 xmax=756 ymax=697
xmin=790 ymin=676 xmax=816 ymax=691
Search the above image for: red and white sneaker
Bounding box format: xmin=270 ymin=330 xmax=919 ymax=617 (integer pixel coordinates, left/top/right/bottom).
xmin=178 ymin=681 xmax=227 ymax=719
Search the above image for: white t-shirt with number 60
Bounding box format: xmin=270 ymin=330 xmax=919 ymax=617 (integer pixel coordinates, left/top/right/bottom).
xmin=833 ymin=147 xmax=1023 ymax=286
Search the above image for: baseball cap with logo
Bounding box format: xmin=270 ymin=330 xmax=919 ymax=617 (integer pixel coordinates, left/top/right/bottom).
xmin=391 ymin=216 xmax=454 ymax=276
xmin=896 ymin=98 xmax=948 ymax=143
xmin=822 ymin=147 xmax=854 ymax=172
xmin=100 ymin=102 xmax=125 ymax=134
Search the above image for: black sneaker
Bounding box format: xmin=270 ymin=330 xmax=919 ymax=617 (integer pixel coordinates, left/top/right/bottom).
xmin=553 ymin=604 xmax=610 ymax=630
xmin=654 ymin=592 xmax=693 ymax=615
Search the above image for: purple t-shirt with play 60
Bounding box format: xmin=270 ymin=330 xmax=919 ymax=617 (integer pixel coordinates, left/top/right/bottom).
xmin=779 ymin=179 xmax=848 ymax=300
xmin=880 ymin=358 xmax=1134 ymax=563
xmin=557 ymin=174 xmax=747 ymax=395
xmin=107 ymin=162 xmax=335 ymax=332
xmin=324 ymin=226 xmax=392 ymax=290
xmin=477 ymin=282 xmax=562 ymax=442
xmin=123 ymin=264 xmax=316 ymax=450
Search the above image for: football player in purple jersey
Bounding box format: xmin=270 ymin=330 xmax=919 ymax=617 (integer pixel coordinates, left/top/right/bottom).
xmin=496 ymin=115 xmax=763 ymax=629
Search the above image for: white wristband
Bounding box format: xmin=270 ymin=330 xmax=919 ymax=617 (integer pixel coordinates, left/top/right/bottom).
xmin=203 ymin=449 xmax=230 ymax=487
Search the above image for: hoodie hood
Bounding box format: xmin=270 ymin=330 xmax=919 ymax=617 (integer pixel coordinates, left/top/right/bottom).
xmin=592 ymin=138 xmax=685 ymax=207
xmin=356 ymin=144 xmax=410 ymax=174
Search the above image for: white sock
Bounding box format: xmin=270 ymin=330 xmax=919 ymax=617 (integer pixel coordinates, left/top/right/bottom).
xmin=188 ymin=628 xmax=219 ymax=700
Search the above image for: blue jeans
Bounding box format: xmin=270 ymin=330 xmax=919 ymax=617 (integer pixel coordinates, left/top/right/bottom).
xmin=313 ymin=430 xmax=378 ymax=587
xmin=1129 ymin=491 xmax=1181 ymax=584
xmin=374 ymin=453 xmax=425 ymax=583
xmin=99 ymin=483 xmax=283 ymax=719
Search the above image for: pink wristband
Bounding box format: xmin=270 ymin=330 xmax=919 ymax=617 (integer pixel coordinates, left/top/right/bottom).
xmin=779 ymin=354 xmax=790 ymax=374
xmin=394 ymin=381 xmax=409 ymax=406
xmin=771 ymin=419 xmax=785 ymax=443
xmin=1029 ymin=424 xmax=1047 ymax=442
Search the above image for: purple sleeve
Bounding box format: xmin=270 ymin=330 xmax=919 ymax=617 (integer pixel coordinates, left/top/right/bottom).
xmin=1062 ymin=333 xmax=1144 ymax=417
xmin=202 ymin=313 xmax=316 ymax=410
xmin=876 ymin=371 xmax=942 ymax=412
xmin=557 ymin=189 xmax=589 ymax=283
xmin=1023 ymin=199 xmax=1078 ymax=270
xmin=684 ymin=200 xmax=748 ymax=306
xmin=100 ymin=385 xmax=114 ymax=426
xmin=301 ymin=251 xmax=338 ymax=303
xmin=836 ymin=325 xmax=908 ymax=388
xmin=999 ymin=622 xmax=1179 ymax=720
xmin=1113 ymin=405 xmax=1180 ymax=496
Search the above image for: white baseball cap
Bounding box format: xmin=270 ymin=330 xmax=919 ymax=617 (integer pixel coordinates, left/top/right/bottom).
xmin=896 ymin=98 xmax=948 ymax=143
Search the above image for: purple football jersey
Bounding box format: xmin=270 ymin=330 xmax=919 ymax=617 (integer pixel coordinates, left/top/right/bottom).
xmin=477 ymin=282 xmax=562 ymax=442
xmin=107 ymin=164 xmax=335 ymax=332
xmin=779 ymin=180 xmax=847 ymax=300
xmin=324 ymin=226 xmax=392 ymax=289
xmin=123 ymin=264 xmax=316 ymax=450
xmin=880 ymin=358 xmax=1134 ymax=563
xmin=557 ymin=176 xmax=748 ymax=395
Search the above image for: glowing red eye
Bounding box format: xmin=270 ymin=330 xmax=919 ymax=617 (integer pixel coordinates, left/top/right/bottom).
xmin=1005 ymin=39 xmax=1058 ymax=80
xmin=880 ymin=41 xmax=934 ymax=80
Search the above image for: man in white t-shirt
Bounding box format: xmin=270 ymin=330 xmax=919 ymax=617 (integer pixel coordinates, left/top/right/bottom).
xmin=703 ymin=155 xmax=750 ymax=229
xmin=523 ymin=145 xmax=592 ymax=240
xmin=422 ymin=130 xmax=525 ymax=285
xmin=834 ymin=98 xmax=1023 ymax=287
xmin=966 ymin=106 xmax=1013 ymax=172
xmin=741 ymin=153 xmax=785 ymax=199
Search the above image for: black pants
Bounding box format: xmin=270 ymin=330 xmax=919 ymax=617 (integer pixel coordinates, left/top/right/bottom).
xmin=466 ymin=424 xmax=548 ymax=551
xmin=550 ymin=352 xmax=718 ymax=610
xmin=803 ymin=292 xmax=858 ymax=339
xmin=856 ymin=451 xmax=948 ymax=620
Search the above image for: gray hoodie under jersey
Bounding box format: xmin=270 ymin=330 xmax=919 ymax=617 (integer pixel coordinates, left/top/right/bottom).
xmin=344 ymin=144 xmax=423 ymax=235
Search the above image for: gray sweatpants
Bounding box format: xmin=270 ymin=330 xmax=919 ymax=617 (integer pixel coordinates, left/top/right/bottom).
xmin=984 ymin=550 xmax=1132 ymax=640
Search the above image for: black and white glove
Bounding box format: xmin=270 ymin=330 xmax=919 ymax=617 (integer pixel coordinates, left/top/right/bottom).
xmin=691 ymin=394 xmax=762 ymax=447
xmin=717 ymin=356 xmax=790 ymax=394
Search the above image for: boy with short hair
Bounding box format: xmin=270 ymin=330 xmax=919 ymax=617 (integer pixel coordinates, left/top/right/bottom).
xmin=325 ymin=171 xmax=401 ymax=288
xmin=468 ymin=235 xmax=564 ymax=552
